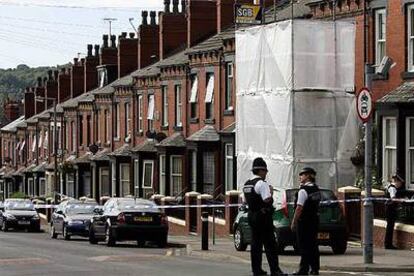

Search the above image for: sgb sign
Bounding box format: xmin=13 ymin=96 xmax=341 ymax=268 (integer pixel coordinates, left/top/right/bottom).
xmin=356 ymin=87 xmax=374 ymax=123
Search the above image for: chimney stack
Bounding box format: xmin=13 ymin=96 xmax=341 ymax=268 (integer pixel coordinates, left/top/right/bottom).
xmin=94 ymin=44 xmax=100 ymax=56
xmin=159 ymin=0 xmax=187 ymax=60
xmin=110 ymin=35 xmax=116 ymax=48
xmin=58 ymin=68 xmax=71 ymax=103
xmin=54 ymin=70 xmax=59 ymax=81
xmin=85 ymin=45 xmax=100 ymax=93
xmin=87 ymin=44 xmax=93 ymax=57
xmin=100 ymin=36 xmax=118 ymax=65
xmin=71 ymin=57 xmax=85 ymax=98
xmin=118 ymin=30 xmax=138 ymax=78
xmin=102 ymin=35 xmax=109 ymax=48
xmin=138 ymin=11 xmax=160 ymax=68
xmin=187 ymin=0 xmax=217 ymax=47
xmin=164 ymin=0 xmax=171 ymax=13
xmin=24 ymin=88 xmax=35 ymax=119
xmin=34 ymin=78 xmax=45 ymax=114
xmin=172 ymin=0 xmax=179 ymax=13
xmin=45 ymin=70 xmax=58 ymax=108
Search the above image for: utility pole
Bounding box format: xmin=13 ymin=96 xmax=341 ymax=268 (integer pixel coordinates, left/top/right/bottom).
xmin=103 ymin=18 xmax=117 ymax=37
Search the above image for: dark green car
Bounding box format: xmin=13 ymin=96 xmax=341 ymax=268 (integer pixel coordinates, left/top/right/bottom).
xmin=233 ymin=188 xmax=348 ymax=254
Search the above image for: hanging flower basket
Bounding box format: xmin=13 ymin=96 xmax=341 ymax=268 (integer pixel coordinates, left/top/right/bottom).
xmin=350 ymin=141 xmax=365 ymax=167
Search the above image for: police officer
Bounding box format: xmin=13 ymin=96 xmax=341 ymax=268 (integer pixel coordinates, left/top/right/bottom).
xmin=291 ymin=167 xmax=321 ymax=276
xmin=243 ymin=157 xmax=285 ymax=276
xmin=385 ymin=174 xmax=406 ymax=249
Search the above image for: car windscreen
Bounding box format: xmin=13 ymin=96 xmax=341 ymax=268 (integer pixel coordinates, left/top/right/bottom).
xmin=118 ymin=200 xmax=159 ymax=212
xmin=5 ymin=202 xmax=35 ymax=211
xmin=65 ymin=204 xmax=97 ymax=215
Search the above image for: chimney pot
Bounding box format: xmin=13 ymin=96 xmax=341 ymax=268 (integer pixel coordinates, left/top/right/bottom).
xmin=94 ymin=44 xmax=100 ymax=56
xmin=43 ymin=77 xmax=48 ymax=84
xmin=142 ymin=10 xmax=148 ymax=25
xmin=60 ymin=68 xmax=66 ymax=74
xmin=74 ymin=58 xmax=79 ymax=65
xmin=121 ymin=32 xmax=127 ymax=38
xmin=103 ymin=34 xmax=109 ymax=48
xmin=164 ymin=0 xmax=170 ymax=13
xmin=80 ymin=58 xmax=85 ymax=65
xmin=150 ymin=11 xmax=157 ymax=25
xmin=172 ymin=0 xmax=179 ymax=13
xmin=37 ymin=77 xmax=42 ymax=87
xmin=181 ymin=0 xmax=186 ymax=14
xmin=54 ymin=70 xmax=59 ymax=80
xmin=87 ymin=44 xmax=93 ymax=56
xmin=48 ymin=70 xmax=53 ymax=80
xmin=110 ymin=35 xmax=116 ymax=47
xmin=129 ymin=32 xmax=135 ymax=38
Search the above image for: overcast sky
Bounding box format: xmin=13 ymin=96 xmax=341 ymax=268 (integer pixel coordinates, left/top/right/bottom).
xmin=0 ymin=0 xmax=163 ymax=69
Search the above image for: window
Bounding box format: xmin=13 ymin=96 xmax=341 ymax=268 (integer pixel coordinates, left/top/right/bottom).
xmin=147 ymin=94 xmax=155 ymax=132
xmin=114 ymin=104 xmax=120 ymax=139
xmin=100 ymin=167 xmax=110 ymax=197
xmin=138 ymin=95 xmax=143 ymax=133
xmin=125 ymin=103 xmax=130 ymax=137
xmin=71 ymin=121 xmax=76 ymax=152
xmin=382 ymin=117 xmax=397 ymax=184
xmin=66 ymin=173 xmax=75 ymax=198
xmin=159 ymin=155 xmax=166 ymax=195
xmin=98 ymin=69 xmax=107 ymax=88
xmin=203 ymin=152 xmax=215 ymax=194
xmin=79 ymin=115 xmax=83 ymax=146
xmin=82 ymin=172 xmax=91 ymax=197
xmin=86 ymin=116 xmax=91 ymax=146
xmin=28 ymin=178 xmax=34 ymax=196
xmin=189 ymin=75 xmax=198 ymax=119
xmin=175 ymin=85 xmax=182 ymax=127
xmin=205 ymin=73 xmax=214 ymax=120
xmin=106 ymin=110 xmax=110 ymax=143
xmin=190 ymin=151 xmax=197 ymax=192
xmin=39 ymin=178 xmax=46 ymax=196
xmin=120 ymin=163 xmax=131 ymax=196
xmin=162 ymin=86 xmax=169 ymax=127
xmin=142 ymin=160 xmax=154 ymax=189
xmin=408 ymin=5 xmax=414 ymax=72
xmin=225 ymin=144 xmax=234 ymax=191
xmin=38 ymin=130 xmax=43 ymax=149
xmin=43 ymin=130 xmax=48 ymax=150
xmin=31 ymin=133 xmax=36 ymax=152
xmin=406 ymin=118 xmax=414 ymax=190
xmin=225 ymin=63 xmax=234 ymax=111
xmin=170 ymin=156 xmax=183 ymax=196
xmin=375 ymin=9 xmax=386 ymax=68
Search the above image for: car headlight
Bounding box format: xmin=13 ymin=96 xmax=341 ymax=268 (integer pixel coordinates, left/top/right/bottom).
xmin=5 ymin=214 xmax=16 ymax=220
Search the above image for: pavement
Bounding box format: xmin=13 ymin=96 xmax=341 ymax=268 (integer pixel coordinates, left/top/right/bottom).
xmin=169 ymin=235 xmax=414 ymax=273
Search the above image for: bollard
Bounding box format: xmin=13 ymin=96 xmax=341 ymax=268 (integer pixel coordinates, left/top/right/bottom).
xmin=201 ymin=211 xmax=209 ymax=250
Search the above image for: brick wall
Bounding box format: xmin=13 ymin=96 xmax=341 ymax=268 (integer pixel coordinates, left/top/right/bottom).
xmin=187 ymin=0 xmax=218 ymax=47
xmin=138 ymin=11 xmax=160 ymax=69
xmin=159 ymin=5 xmax=187 ymax=60
xmin=100 ymin=35 xmax=118 ymax=66
xmin=58 ymin=68 xmax=71 ymax=103
xmin=71 ymin=58 xmax=85 ymax=98
xmin=84 ymin=45 xmax=100 ymax=93
xmin=118 ymin=33 xmax=138 ymax=78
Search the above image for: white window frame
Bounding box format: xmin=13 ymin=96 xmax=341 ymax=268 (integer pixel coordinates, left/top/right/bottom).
xmin=71 ymin=121 xmax=76 ymax=152
xmin=225 ymin=143 xmax=234 ymax=192
xmin=162 ymin=86 xmax=169 ymax=127
xmin=147 ymin=94 xmax=155 ymax=132
xmin=406 ymin=117 xmax=414 ymax=190
xmin=99 ymin=167 xmax=110 ymax=197
xmin=125 ymin=103 xmax=131 ymax=137
xmin=170 ymin=155 xmax=183 ymax=196
xmin=205 ymin=73 xmax=215 ymax=119
xmin=106 ymin=110 xmax=111 ymax=143
xmin=382 ymin=117 xmax=397 ymax=185
xmin=120 ymin=163 xmax=131 ymax=196
xmin=175 ymin=85 xmax=182 ymax=127
xmin=138 ymin=95 xmax=143 ymax=133
xmin=408 ymin=5 xmax=414 ymax=72
xmin=142 ymin=160 xmax=154 ymax=189
xmin=375 ymin=9 xmax=386 ymax=68
xmin=66 ymin=173 xmax=75 ymax=198
xmin=28 ymin=178 xmax=34 ymax=196
xmin=39 ymin=177 xmax=46 ymax=197
xmin=225 ymin=63 xmax=234 ymax=111
xmin=189 ymin=75 xmax=199 ymax=103
xmin=159 ymin=155 xmax=166 ymax=195
xmin=115 ymin=104 xmax=120 ymax=139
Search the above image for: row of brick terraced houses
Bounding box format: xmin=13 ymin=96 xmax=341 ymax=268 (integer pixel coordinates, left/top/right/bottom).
xmin=0 ymin=0 xmax=256 ymax=202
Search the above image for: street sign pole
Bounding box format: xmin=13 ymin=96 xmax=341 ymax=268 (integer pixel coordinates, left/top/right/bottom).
xmin=363 ymin=64 xmax=374 ymax=264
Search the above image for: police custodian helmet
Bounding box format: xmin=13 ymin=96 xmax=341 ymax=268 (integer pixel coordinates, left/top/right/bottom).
xmin=252 ymin=157 xmax=268 ymax=172
xmin=299 ymin=167 xmax=316 ymax=176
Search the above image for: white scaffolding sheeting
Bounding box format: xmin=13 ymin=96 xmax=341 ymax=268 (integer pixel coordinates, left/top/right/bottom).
xmin=236 ymin=20 xmax=359 ymax=191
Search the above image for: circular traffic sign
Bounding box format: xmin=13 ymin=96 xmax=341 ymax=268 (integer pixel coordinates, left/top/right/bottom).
xmin=356 ymin=87 xmax=374 ymax=123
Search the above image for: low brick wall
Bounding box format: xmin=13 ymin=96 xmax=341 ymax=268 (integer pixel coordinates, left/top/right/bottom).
xmin=167 ymin=217 xmax=187 ymax=235
xmin=373 ymin=219 xmax=414 ymax=249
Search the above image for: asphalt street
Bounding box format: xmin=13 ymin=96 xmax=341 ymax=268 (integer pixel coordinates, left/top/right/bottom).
xmin=0 ymin=230 xmax=413 ymax=276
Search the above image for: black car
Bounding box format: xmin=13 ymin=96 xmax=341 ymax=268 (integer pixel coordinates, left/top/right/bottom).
xmin=0 ymin=199 xmax=40 ymax=232
xmin=89 ymin=197 xmax=169 ymax=247
xmin=50 ymin=200 xmax=99 ymax=240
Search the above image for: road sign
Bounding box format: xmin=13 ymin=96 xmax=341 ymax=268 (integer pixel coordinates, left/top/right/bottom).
xmin=356 ymin=87 xmax=374 ymax=123
xmin=235 ymin=4 xmax=262 ymax=24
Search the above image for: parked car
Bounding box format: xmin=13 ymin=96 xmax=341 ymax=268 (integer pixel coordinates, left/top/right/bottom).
xmin=89 ymin=197 xmax=169 ymax=247
xmin=233 ymin=188 xmax=348 ymax=254
xmin=50 ymin=200 xmax=99 ymax=240
xmin=0 ymin=198 xmax=40 ymax=232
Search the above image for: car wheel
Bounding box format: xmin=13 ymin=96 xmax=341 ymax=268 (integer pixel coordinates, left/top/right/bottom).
xmin=331 ymin=239 xmax=347 ymax=255
xmin=234 ymin=226 xmax=248 ymax=251
xmin=105 ymin=226 xmax=115 ymax=247
xmin=157 ymin=235 xmax=168 ymax=248
xmin=1 ymin=221 xmax=8 ymax=232
xmin=89 ymin=227 xmax=98 ymax=244
xmin=137 ymin=240 xmax=145 ymax=247
xmin=63 ymin=225 xmax=71 ymax=240
xmin=50 ymin=224 xmax=58 ymax=239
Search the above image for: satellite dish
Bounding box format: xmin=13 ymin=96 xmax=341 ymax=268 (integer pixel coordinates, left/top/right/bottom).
xmin=89 ymin=144 xmax=99 ymax=155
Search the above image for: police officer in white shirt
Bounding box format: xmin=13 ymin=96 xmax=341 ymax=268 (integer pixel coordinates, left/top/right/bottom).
xmin=291 ymin=167 xmax=321 ymax=276
xmin=385 ymin=174 xmax=406 ymax=249
xmin=243 ymin=158 xmax=285 ymax=276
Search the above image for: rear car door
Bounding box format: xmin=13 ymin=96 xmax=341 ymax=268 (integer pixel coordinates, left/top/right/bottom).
xmin=93 ymin=200 xmax=112 ymax=236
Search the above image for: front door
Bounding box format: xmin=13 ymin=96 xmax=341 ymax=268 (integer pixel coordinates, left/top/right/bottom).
xmin=406 ymin=117 xmax=414 ymax=190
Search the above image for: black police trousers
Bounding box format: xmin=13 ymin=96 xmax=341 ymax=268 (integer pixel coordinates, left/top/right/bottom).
xmin=296 ymin=221 xmax=320 ymax=274
xmin=249 ymin=212 xmax=280 ymax=275
xmin=385 ymin=204 xmax=397 ymax=247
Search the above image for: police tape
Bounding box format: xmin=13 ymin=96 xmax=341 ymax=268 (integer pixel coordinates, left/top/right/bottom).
xmin=32 ymin=197 xmax=414 ymax=210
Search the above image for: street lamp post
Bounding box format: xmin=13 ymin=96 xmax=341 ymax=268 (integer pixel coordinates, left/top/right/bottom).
xmin=35 ymin=96 xmax=58 ymax=204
